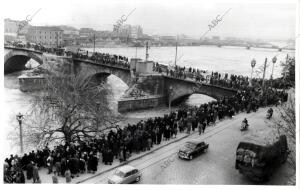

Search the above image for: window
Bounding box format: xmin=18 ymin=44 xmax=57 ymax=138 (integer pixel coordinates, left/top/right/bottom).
xmin=124 ymin=171 xmax=132 ymax=177
xmin=115 ymin=170 xmax=125 ymax=178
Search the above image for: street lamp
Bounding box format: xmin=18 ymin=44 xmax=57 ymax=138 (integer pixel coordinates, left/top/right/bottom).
xmin=168 ymin=86 xmax=173 ymax=112
xmin=250 ymin=59 xmax=256 ymax=86
xmin=271 ymin=56 xmax=277 ymax=80
xmin=96 ymin=102 xmax=100 ymax=137
xmin=16 ymin=112 xmax=24 ymax=154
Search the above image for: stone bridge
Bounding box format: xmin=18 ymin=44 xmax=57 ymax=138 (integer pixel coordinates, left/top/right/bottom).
xmin=4 ymin=46 xmax=43 ymax=74
xmin=4 ymin=47 xmax=238 ymax=112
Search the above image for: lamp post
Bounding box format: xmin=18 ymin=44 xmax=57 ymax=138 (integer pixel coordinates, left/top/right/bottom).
xmin=96 ymin=102 xmax=100 ymax=137
xmin=271 ymin=56 xmax=277 ymax=80
xmin=16 ymin=112 xmax=24 ymax=154
xmin=93 ymin=33 xmax=96 ymax=54
xmin=168 ymin=86 xmax=173 ymax=112
xmin=261 ymin=58 xmax=268 ymax=94
xmin=250 ymin=59 xmax=256 ymax=86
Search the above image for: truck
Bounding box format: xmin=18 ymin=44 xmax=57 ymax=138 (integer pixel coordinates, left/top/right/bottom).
xmin=235 ymin=135 xmax=289 ymax=182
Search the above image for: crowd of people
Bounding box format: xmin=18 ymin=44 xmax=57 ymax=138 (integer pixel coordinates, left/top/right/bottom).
xmin=152 ymin=61 xmax=292 ymax=92
xmin=4 ymin=81 xmax=288 ymax=183
xmin=153 ymin=63 xmax=208 ymax=82
xmin=71 ymin=50 xmax=130 ymax=70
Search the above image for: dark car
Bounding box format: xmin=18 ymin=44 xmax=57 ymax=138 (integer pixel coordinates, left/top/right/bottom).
xmin=178 ymin=140 xmax=209 ymax=160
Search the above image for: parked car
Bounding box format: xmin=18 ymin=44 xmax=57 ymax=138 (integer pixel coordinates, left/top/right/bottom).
xmin=108 ymin=165 xmax=141 ymax=184
xmin=178 ymin=140 xmax=209 ymax=160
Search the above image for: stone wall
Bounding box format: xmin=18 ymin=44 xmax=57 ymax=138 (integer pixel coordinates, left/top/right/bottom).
xmin=118 ymin=95 xmax=166 ymax=112
xmin=19 ymin=76 xmax=46 ymax=92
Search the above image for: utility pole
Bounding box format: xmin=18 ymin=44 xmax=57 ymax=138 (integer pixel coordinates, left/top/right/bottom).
xmin=145 ymin=41 xmax=149 ymax=61
xmin=174 ymin=36 xmax=178 ymax=66
xmin=250 ymin=59 xmax=256 ymax=86
xmin=93 ymin=33 xmax=96 ymax=54
xmin=270 ymin=56 xmax=277 ymax=86
xmin=16 ymin=113 xmax=24 ymax=154
xmin=96 ymin=102 xmax=100 ymax=137
xmin=169 ymin=86 xmax=173 ymax=112
xmin=262 ymin=58 xmax=268 ymax=94
xmin=135 ymin=44 xmax=138 ymax=59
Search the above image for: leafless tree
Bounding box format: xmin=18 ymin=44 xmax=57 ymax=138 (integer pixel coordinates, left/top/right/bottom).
xmin=269 ymin=90 xmax=295 ymax=184
xmin=17 ymin=62 xmax=124 ymax=148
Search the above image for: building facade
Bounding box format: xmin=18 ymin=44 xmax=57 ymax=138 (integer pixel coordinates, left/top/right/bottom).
xmin=79 ymin=28 xmax=95 ymax=37
xmin=4 ymin=18 xmax=30 ymax=42
xmin=131 ymin=25 xmax=143 ymax=39
xmin=113 ymin=24 xmax=143 ymax=39
xmin=27 ymin=26 xmax=63 ymax=47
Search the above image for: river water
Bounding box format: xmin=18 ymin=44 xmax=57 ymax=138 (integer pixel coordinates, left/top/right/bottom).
xmin=3 ymin=45 xmax=294 ymax=155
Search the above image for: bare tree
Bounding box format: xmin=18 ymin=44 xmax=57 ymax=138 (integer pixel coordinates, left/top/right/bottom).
xmin=18 ymin=64 xmax=124 ymax=148
xmin=269 ymin=90 xmax=295 ymax=184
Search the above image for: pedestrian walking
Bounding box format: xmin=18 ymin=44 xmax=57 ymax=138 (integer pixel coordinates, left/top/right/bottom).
xmin=202 ymin=122 xmax=206 ymax=133
xmin=52 ymin=171 xmax=59 ymax=184
xmin=32 ymin=163 xmax=40 ymax=183
xmin=65 ymin=169 xmax=71 ymax=183
xmin=197 ymin=121 xmax=203 ymax=135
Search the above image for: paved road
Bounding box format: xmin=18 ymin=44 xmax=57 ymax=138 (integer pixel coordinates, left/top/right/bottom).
xmin=81 ymin=107 xmax=292 ymax=184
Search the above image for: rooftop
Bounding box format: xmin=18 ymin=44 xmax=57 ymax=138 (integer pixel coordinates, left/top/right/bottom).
xmin=117 ymin=165 xmax=136 ymax=173
xmin=28 ymin=26 xmax=63 ymax=31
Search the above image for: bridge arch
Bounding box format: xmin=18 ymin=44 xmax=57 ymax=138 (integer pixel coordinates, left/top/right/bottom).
xmin=166 ymin=78 xmax=237 ymax=105
xmin=72 ymin=59 xmax=132 ymax=87
xmin=4 ymin=50 xmax=43 ymax=74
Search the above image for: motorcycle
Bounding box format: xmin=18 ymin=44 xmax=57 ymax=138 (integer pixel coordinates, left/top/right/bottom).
xmin=240 ymin=122 xmax=249 ymax=131
xmin=266 ymin=109 xmax=273 ymax=119
xmin=266 ymin=112 xmax=272 ymax=119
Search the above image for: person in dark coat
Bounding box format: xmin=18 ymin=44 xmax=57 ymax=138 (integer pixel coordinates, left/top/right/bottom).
xmin=79 ymin=157 xmax=86 ymax=173
xmin=32 ymin=163 xmax=40 ymax=183
xmin=122 ymin=146 xmax=127 ymax=161
xmin=68 ymin=156 xmax=76 ymax=177
xmin=73 ymin=156 xmax=80 ymax=177
xmin=26 ymin=161 xmax=34 ymax=180
xmin=91 ymin=154 xmax=98 ymax=173
xmin=202 ymin=122 xmax=207 ymax=133
xmin=65 ymin=169 xmax=71 ymax=183
xmin=60 ymin=157 xmax=67 ymax=177
xmin=52 ymin=171 xmax=59 ymax=183
xmin=15 ymin=170 xmax=25 ymax=183
xmin=87 ymin=154 xmax=94 ymax=173
xmin=46 ymin=155 xmax=54 ymax=174
xmin=102 ymin=148 xmax=108 ymax=165
xmin=107 ymin=149 xmax=113 ymax=165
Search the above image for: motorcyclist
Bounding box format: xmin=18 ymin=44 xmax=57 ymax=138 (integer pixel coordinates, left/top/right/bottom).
xmin=267 ymin=108 xmax=273 ymax=119
xmin=241 ymin=118 xmax=249 ymax=131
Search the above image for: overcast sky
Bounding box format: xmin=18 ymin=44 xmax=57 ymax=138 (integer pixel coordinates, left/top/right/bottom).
xmin=2 ymin=0 xmax=297 ymax=40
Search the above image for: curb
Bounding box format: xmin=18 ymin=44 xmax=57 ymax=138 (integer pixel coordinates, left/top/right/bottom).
xmin=76 ymin=132 xmax=193 ymax=183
